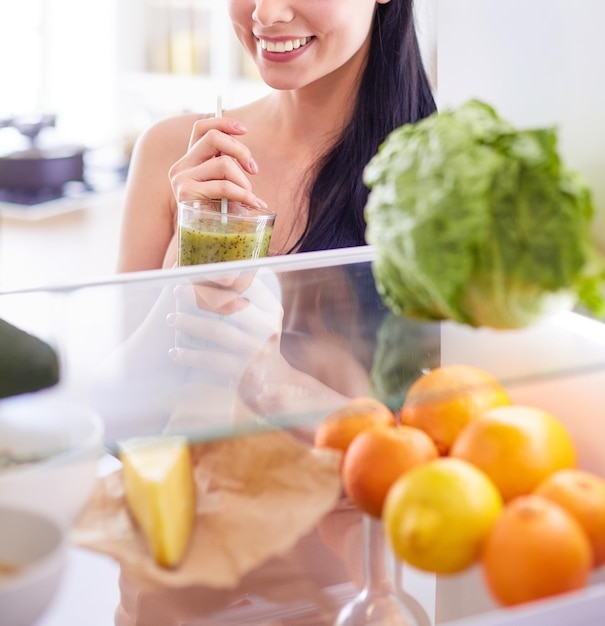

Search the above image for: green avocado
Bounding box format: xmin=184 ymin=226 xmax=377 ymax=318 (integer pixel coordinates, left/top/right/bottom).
xmin=0 ymin=318 xmax=60 ymax=399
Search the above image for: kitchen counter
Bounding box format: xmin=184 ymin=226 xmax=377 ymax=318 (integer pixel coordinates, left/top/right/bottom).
xmin=0 ymin=187 xmax=124 ymax=292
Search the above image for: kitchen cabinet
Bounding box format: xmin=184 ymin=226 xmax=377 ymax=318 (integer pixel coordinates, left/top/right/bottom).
xmin=117 ymin=0 xmax=270 ymax=135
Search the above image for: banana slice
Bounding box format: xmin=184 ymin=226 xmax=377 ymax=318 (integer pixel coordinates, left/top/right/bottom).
xmin=118 ymin=435 xmax=195 ymax=568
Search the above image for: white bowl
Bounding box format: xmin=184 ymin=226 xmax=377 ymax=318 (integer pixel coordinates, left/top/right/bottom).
xmin=0 ymin=391 xmax=104 ymax=528
xmin=0 ymin=506 xmax=68 ymax=626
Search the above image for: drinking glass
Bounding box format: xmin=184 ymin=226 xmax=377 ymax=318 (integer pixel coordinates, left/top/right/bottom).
xmin=334 ymin=514 xmax=430 ymax=626
xmin=177 ymin=199 xmax=276 ymax=266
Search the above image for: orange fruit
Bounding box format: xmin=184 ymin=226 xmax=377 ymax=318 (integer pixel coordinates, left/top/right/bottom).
xmin=450 ymin=405 xmax=577 ymax=502
xmin=383 ymin=457 xmax=503 ymax=575
xmin=314 ymin=397 xmax=396 ymax=456
xmin=400 ymin=364 xmax=511 ymax=455
xmin=534 ymin=469 xmax=605 ymax=568
xmin=341 ymin=425 xmax=439 ymax=518
xmin=482 ymin=494 xmax=592 ymax=606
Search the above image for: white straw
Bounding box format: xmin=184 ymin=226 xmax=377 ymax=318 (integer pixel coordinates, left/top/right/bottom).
xmin=215 ymin=95 xmax=228 ymax=222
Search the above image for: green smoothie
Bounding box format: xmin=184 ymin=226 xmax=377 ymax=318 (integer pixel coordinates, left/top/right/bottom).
xmin=178 ymin=217 xmax=273 ymax=266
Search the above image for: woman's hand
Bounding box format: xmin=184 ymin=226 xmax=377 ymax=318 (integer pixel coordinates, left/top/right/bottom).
xmin=166 ymin=270 xmax=354 ymax=430
xmin=168 ymin=116 xmax=267 ymax=210
xmin=168 ymin=269 xmax=283 ymax=383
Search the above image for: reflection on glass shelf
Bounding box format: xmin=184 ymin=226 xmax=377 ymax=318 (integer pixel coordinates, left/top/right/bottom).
xmin=0 ymin=246 xmax=604 ymax=453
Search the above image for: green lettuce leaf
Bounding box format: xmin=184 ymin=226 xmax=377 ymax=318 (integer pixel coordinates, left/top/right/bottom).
xmin=364 ymin=99 xmax=605 ymax=329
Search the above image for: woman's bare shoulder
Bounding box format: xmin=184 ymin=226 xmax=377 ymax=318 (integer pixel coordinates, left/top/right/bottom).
xmin=134 ymin=111 xmax=212 ymax=155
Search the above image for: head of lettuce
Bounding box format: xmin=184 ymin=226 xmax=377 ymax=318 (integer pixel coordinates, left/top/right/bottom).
xmin=363 ymin=99 xmax=605 ymax=329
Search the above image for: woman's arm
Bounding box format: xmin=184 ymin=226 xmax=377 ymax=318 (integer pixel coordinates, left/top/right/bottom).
xmin=117 ymin=116 xmax=193 ymax=272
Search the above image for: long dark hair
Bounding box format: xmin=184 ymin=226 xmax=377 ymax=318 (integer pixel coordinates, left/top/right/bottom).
xmin=292 ymin=0 xmax=436 ymax=253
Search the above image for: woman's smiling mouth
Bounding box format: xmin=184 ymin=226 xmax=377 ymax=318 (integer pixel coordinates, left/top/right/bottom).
xmin=258 ymin=36 xmax=314 ymax=53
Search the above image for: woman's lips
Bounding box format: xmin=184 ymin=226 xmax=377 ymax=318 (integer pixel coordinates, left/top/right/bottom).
xmin=257 ymin=36 xmax=314 ymax=61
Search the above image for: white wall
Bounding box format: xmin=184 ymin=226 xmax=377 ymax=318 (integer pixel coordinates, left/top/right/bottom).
xmin=0 ymin=1 xmax=45 ymax=120
xmin=0 ymin=0 xmax=119 ymax=149
xmin=437 ymin=0 xmax=605 ymax=251
xmin=415 ymin=0 xmax=438 ymax=91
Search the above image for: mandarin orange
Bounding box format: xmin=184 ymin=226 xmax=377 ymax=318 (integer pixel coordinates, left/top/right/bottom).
xmin=400 ymin=364 xmax=511 ymax=455
xmin=451 ymin=405 xmax=577 ymax=501
xmin=481 ymin=494 xmax=592 ymax=606
xmin=314 ymin=397 xmax=396 ymax=457
xmin=535 ymin=468 xmax=605 ymax=568
xmin=341 ymin=424 xmax=439 ymax=518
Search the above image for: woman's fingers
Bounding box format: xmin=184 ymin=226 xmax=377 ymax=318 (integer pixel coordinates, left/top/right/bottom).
xmin=175 ymin=271 xmax=258 ymax=313
xmin=228 ymin=278 xmax=284 ymax=336
xmin=185 ymin=153 xmax=254 ymax=188
xmin=168 ymin=271 xmax=284 ymax=378
xmin=174 ymin=272 xmax=282 ymax=326
xmin=174 ymin=283 xmax=249 ymax=316
xmin=172 ymin=313 xmax=260 ymax=355
xmin=171 ymin=159 xmax=262 ymax=208
xmin=187 ymin=117 xmax=247 ymax=151
xmin=207 ymin=271 xmax=256 ymax=292
xmin=169 ymin=117 xmax=266 ymax=208
xmin=169 ymin=345 xmax=250 ymax=377
xmin=169 ymin=310 xmax=278 ymax=378
xmin=184 ymin=119 xmax=257 ymax=175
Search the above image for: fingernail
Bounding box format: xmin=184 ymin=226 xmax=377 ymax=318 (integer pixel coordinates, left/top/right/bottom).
xmin=231 ymin=121 xmax=248 ymax=132
xmin=248 ymin=158 xmax=259 ymax=174
xmin=166 ymin=312 xmax=177 ymax=327
xmin=255 ymin=197 xmax=269 ymax=209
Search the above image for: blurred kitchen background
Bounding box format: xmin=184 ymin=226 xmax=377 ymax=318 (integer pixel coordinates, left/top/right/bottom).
xmin=0 ymin=0 xmax=436 ymax=152
xmin=2 ymin=0 xmax=605 ymax=292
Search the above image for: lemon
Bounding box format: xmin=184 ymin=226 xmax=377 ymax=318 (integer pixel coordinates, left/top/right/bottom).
xmin=383 ymin=457 xmax=503 ymax=575
xmin=119 ymin=435 xmax=196 ymax=568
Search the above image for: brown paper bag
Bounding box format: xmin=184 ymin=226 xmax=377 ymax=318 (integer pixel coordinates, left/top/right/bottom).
xmin=73 ymin=429 xmax=342 ymax=590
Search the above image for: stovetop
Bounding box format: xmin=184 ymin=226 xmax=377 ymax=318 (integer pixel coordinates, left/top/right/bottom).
xmin=0 ymin=180 xmax=90 ymax=205
xmin=0 ymin=149 xmax=127 ymax=221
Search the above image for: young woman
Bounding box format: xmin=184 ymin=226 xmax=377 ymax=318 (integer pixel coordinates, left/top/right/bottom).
xmin=116 ymin=0 xmax=436 ymax=272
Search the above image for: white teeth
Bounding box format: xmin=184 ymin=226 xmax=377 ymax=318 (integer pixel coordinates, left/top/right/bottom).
xmin=260 ymin=37 xmax=310 ymax=53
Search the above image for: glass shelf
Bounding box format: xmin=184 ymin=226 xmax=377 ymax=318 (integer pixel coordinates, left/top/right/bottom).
xmin=1 ymin=245 xmax=605 ymax=452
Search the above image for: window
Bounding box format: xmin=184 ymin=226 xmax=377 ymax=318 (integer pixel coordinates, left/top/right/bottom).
xmin=0 ymin=0 xmax=119 ymax=149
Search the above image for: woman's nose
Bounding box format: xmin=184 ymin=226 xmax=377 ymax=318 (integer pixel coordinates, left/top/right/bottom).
xmin=252 ymin=0 xmax=294 ymax=26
